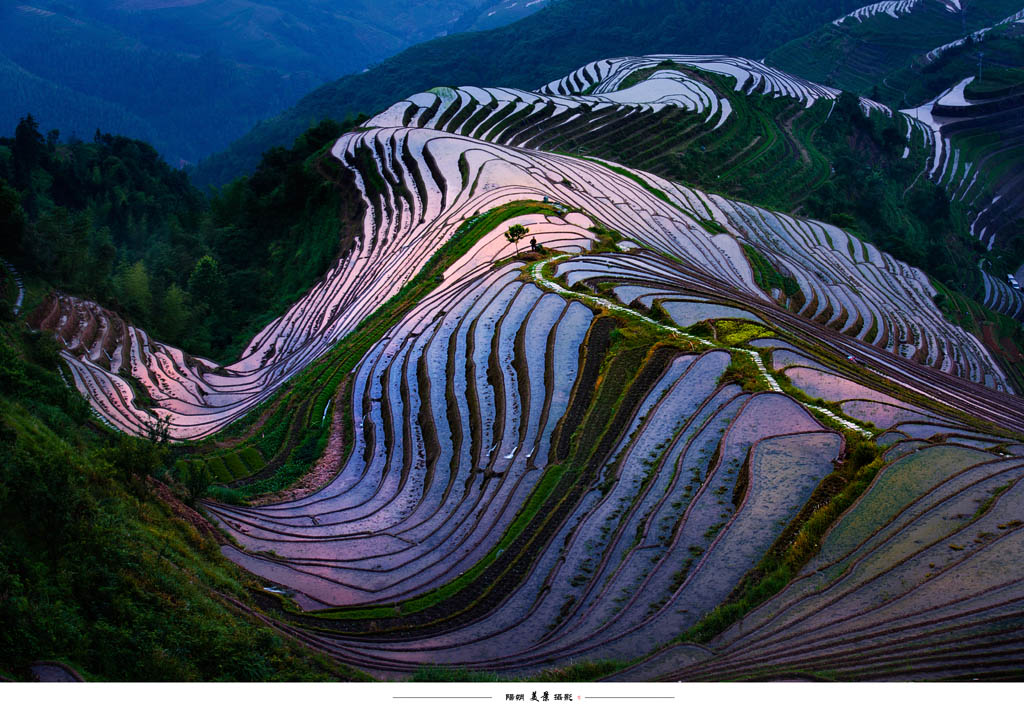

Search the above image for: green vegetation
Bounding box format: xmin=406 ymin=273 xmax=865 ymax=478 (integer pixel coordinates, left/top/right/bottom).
xmin=719 ymin=350 xmax=763 ymax=392
xmin=965 ymin=66 xmax=1024 ymax=99
xmin=195 ymin=0 xmax=856 ymax=186
xmin=710 ymin=319 xmax=775 ymax=348
xmin=677 ymin=433 xmax=883 ymax=645
xmin=0 ymin=116 xmax=364 ymax=363
xmin=0 ymin=312 xmax=361 ymax=681
xmin=931 ymin=279 xmax=1024 ymax=393
xmin=765 ymin=5 xmax=1024 ymax=268
xmin=4 ymin=0 xmax=1021 ymax=681
xmin=743 ymin=244 xmax=800 ymax=297
xmin=505 ymin=222 xmax=529 ymax=254
xmin=767 ymin=0 xmax=1024 ymax=104
xmin=556 ymin=79 xmax=981 ymax=292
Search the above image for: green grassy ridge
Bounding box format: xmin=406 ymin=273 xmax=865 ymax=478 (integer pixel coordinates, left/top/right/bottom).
xmin=185 ymin=200 xmax=561 ymax=502
xmin=0 ymin=318 xmax=362 ymax=681
xmin=559 ymin=248 xmax=968 ymax=442
xmin=512 ymin=272 xmax=893 ymax=680
xmin=741 ymin=244 xmax=800 ymax=298
xmin=884 ymin=33 xmax=1024 ymax=107
xmin=965 ymin=66 xmax=1024 ymax=99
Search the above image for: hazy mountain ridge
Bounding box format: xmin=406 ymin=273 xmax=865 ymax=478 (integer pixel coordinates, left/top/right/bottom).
xmin=191 ymin=0 xmax=857 ymax=187
xmin=0 ymin=0 xmax=546 ymax=165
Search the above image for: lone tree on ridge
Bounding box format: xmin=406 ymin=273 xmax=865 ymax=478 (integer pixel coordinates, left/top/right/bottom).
xmin=505 ymin=223 xmax=529 ymax=255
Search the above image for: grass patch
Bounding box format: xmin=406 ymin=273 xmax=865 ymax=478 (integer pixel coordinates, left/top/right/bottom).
xmin=712 ymin=319 xmax=775 ymax=347
xmin=719 ymin=351 xmax=762 ymax=392
xmin=741 ymin=244 xmax=800 ymax=298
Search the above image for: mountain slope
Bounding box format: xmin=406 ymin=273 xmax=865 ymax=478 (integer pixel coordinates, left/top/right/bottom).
xmin=191 ymin=0 xmax=858 ymax=187
xmin=0 ymin=0 xmax=546 ymax=165
xmin=0 ymin=303 xmax=362 ymax=681
xmin=767 ymin=3 xmax=1024 ymax=324
xmin=13 ymin=50 xmax=1024 ymax=682
xmin=766 ymin=0 xmax=1024 ymax=101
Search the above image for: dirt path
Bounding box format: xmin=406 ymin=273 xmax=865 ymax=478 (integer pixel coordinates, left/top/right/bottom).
xmin=782 ymin=109 xmax=811 ymax=165
xmin=149 ymin=476 xmax=223 ymax=540
xmin=901 ymin=161 xmax=929 ymax=199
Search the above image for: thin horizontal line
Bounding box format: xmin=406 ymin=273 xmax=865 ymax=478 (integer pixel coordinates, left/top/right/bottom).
xmin=392 ymin=696 xmax=494 ymax=699
xmin=586 ymin=697 xmax=676 ymax=699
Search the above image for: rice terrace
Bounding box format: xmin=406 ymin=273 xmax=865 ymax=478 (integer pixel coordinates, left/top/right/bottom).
xmin=1 ymin=0 xmax=1023 ymax=688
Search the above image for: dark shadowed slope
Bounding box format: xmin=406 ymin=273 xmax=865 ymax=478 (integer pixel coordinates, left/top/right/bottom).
xmin=191 ymin=0 xmax=855 ymax=188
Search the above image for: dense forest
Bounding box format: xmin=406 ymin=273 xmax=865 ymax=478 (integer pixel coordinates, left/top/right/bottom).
xmin=0 ymin=114 xmax=375 ymax=680
xmin=0 ymin=114 xmax=365 ymax=363
xmin=799 ymin=92 xmax=980 ymax=290
xmin=194 ymin=0 xmax=860 ymax=186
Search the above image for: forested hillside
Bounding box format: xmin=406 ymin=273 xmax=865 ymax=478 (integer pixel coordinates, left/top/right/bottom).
xmin=0 ymin=299 xmax=365 ymax=681
xmin=193 ymin=0 xmax=857 ymax=187
xmin=0 ymin=115 xmax=364 ymax=363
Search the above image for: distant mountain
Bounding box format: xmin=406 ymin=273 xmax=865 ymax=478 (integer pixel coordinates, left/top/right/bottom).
xmin=767 ymin=1 xmax=1024 ymax=317
xmin=767 ymin=0 xmax=1024 ymax=103
xmin=459 ymin=0 xmax=554 ymax=31
xmin=0 ymin=0 xmax=547 ymax=165
xmin=191 ymin=0 xmax=857 ymax=188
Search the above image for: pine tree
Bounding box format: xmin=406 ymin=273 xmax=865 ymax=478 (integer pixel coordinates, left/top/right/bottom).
xmin=159 ymin=284 xmax=190 ymax=343
xmin=120 ymin=260 xmax=153 ymax=320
